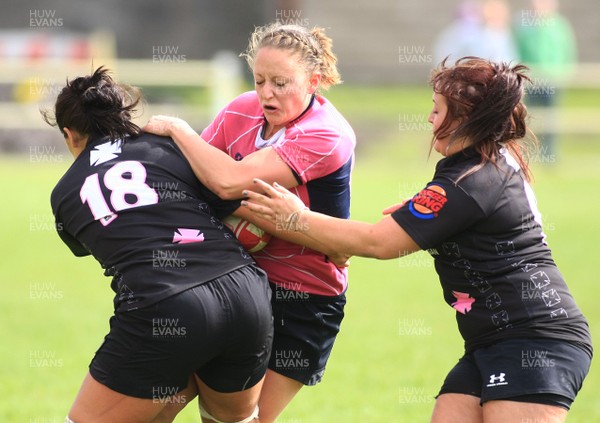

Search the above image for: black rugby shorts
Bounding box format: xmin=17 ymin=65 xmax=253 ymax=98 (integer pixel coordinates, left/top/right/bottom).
xmin=437 ymin=338 xmax=592 ymax=410
xmin=89 ymin=264 xmax=273 ymax=398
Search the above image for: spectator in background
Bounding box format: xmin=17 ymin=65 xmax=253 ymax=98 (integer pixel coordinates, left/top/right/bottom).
xmin=479 ymin=0 xmax=518 ymax=62
xmin=434 ymin=0 xmax=517 ymax=63
xmin=433 ymin=1 xmax=484 ymax=63
xmin=513 ymin=0 xmax=577 ymax=162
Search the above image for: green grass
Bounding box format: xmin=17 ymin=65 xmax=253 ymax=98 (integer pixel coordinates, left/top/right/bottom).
xmin=2 ymin=86 xmax=599 ymax=422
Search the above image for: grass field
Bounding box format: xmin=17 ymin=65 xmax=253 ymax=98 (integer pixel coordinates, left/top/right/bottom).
xmin=1 ymin=86 xmax=599 ymax=422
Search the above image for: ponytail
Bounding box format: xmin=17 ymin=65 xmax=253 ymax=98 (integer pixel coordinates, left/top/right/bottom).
xmin=42 ymin=66 xmax=142 ymax=141
xmin=309 ymin=26 xmax=342 ymax=89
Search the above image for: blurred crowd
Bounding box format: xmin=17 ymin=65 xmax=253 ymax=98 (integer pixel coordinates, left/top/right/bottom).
xmin=433 ymin=0 xmax=577 ymax=159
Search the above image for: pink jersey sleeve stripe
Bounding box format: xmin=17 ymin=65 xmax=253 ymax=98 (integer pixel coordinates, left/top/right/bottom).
xmin=203 ymin=116 xmax=224 ymax=145
xmin=227 ymin=122 xmax=263 ymax=153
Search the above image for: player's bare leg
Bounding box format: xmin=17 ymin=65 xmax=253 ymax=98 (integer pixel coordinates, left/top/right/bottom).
xmin=483 ymin=400 xmax=567 ymax=423
xmin=430 ymin=393 xmax=482 ymax=423
xmin=150 ymin=375 xmax=198 ymax=423
xmin=257 ymin=369 xmax=304 ymax=423
xmin=195 ymin=375 xmax=263 ymax=423
xmin=67 ymin=372 xmax=192 ymax=423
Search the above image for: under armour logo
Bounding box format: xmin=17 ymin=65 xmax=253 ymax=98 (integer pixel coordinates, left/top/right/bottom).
xmin=489 ymin=373 xmax=505 ymax=384
xmin=486 ymin=372 xmax=508 ymax=387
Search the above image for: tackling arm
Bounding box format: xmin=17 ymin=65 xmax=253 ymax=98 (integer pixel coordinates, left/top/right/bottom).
xmin=232 ymin=206 xmax=350 ymax=267
xmin=143 ymin=116 xmax=298 ymax=200
xmin=242 ymin=179 xmax=421 ymax=260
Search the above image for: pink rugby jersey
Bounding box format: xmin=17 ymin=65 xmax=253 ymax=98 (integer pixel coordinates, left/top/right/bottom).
xmin=202 ymin=91 xmax=356 ymax=296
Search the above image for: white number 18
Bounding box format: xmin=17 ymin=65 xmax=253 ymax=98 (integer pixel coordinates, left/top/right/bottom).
xmin=80 ymin=161 xmax=159 ymax=226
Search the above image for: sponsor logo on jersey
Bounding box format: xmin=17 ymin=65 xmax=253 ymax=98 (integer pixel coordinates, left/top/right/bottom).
xmin=409 ymin=184 xmax=447 ymax=219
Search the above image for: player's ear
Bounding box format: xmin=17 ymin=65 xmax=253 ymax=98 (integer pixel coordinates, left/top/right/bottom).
xmin=308 ymin=72 xmax=321 ymax=94
xmin=63 ymin=127 xmax=77 ymax=148
xmin=63 ymin=127 xmax=88 ymax=158
xmin=63 ymin=127 xmax=85 ymax=145
xmin=63 ymin=127 xmax=73 ymax=141
xmin=62 ymin=127 xmax=73 ymax=147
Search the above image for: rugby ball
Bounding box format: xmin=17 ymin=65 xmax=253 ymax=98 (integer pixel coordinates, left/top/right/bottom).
xmin=222 ymin=216 xmax=271 ymax=253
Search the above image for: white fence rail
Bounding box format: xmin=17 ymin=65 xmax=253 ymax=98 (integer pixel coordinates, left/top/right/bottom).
xmin=0 ymin=53 xmax=243 ymax=131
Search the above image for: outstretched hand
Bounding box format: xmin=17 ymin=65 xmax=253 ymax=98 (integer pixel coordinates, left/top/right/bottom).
xmin=143 ymin=115 xmax=191 ymax=137
xmin=242 ymin=179 xmax=307 ymax=230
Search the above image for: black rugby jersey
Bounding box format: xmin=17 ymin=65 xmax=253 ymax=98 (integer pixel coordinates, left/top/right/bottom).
xmin=392 ymin=146 xmax=592 ymax=356
xmin=51 ymin=134 xmax=252 ymax=312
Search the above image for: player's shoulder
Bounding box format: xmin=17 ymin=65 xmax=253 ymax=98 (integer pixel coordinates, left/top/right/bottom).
xmin=50 ymin=174 xmax=69 ymax=212
xmin=436 ymin=151 xmax=515 ymax=213
xmin=118 ymin=133 xmax=182 ymax=157
xmin=291 ymin=95 xmax=355 ymax=141
xmin=309 ymin=95 xmax=344 ymax=124
xmin=50 ymin=148 xmax=90 ymax=212
xmin=82 ymin=134 xmax=184 ymax=172
xmin=226 ymin=91 xmax=261 ymax=113
xmin=135 ymin=132 xmax=171 ymax=143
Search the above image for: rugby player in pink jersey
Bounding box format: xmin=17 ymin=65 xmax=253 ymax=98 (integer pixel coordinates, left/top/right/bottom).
xmin=144 ymin=22 xmax=356 ymax=423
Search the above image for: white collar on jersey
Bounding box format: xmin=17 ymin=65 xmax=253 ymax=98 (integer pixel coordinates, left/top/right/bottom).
xmin=255 ymin=126 xmax=285 ymax=149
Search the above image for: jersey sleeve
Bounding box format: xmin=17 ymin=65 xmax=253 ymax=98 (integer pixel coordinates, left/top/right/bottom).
xmin=274 ymin=128 xmax=353 ymax=184
xmin=200 ymin=103 xmax=228 ymax=152
xmin=51 ymin=186 xmax=90 ymax=257
xmin=195 ymin=181 xmax=241 ymax=219
xmin=55 ymin=220 xmax=90 ymax=257
xmin=391 ymin=179 xmax=486 ymax=250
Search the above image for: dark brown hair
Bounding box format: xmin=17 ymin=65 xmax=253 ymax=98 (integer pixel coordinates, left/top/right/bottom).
xmin=42 ymin=66 xmax=142 ymax=141
xmin=430 ymin=57 xmax=536 ymax=182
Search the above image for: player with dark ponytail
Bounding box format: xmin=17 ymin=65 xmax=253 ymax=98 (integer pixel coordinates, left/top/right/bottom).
xmin=46 ymin=67 xmax=275 ymax=423
xmin=44 ymin=66 xmax=142 ymax=141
